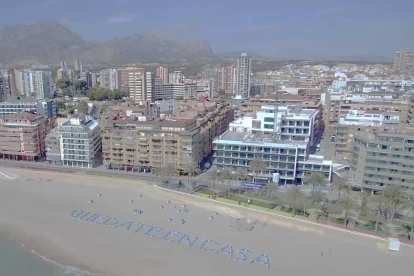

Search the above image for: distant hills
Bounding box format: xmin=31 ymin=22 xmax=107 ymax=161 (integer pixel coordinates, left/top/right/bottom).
xmin=0 ymin=21 xmax=214 ymax=67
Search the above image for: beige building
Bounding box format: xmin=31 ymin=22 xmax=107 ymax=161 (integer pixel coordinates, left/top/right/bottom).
xmin=239 ymin=93 xmax=321 ymax=117
xmin=101 ymin=101 xmax=234 ymax=172
xmin=349 ymin=127 xmax=414 ymax=192
xmin=0 ymin=113 xmax=49 ymax=161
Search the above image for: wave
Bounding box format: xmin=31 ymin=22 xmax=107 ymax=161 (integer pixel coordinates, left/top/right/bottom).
xmin=8 ymin=235 xmax=95 ymax=276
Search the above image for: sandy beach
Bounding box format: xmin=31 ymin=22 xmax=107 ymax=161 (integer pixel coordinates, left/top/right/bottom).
xmin=0 ymin=166 xmax=413 ymax=276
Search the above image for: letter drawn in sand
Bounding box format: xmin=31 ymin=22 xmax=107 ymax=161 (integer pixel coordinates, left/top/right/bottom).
xmin=216 ymin=244 xmax=234 ymax=259
xmin=179 ymin=233 xmax=199 ymax=247
xmin=71 ymin=209 xmax=84 ymax=219
xmin=234 ymin=249 xmax=252 ymax=262
xmin=200 ymin=240 xmax=220 ymax=252
xmin=116 ymin=221 xmax=133 ymax=231
xmin=144 ymin=226 xmax=164 ymax=238
xmin=251 ymin=254 xmax=270 ymax=269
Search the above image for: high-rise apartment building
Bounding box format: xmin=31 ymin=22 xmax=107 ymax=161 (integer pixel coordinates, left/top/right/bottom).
xmin=99 ymin=68 xmax=118 ymax=91
xmin=394 ymin=51 xmax=414 ymax=73
xmin=169 ymin=71 xmax=184 ymax=84
xmin=46 ymin=115 xmax=102 ymax=168
xmin=349 ymin=129 xmax=414 ymax=192
xmin=0 ymin=113 xmax=49 ymax=161
xmin=31 ymin=71 xmax=53 ymax=99
xmin=155 ymin=67 xmax=169 ymax=84
xmin=145 ymin=72 xmax=155 ymax=102
xmin=117 ymin=67 xmax=144 ymax=91
xmin=11 ymin=70 xmax=53 ymax=99
xmin=236 ymin=53 xmax=251 ymax=99
xmin=128 ymin=71 xmax=145 ymax=103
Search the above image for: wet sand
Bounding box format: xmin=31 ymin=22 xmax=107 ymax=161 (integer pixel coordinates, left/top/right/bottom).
xmin=0 ymin=166 xmax=413 ymax=276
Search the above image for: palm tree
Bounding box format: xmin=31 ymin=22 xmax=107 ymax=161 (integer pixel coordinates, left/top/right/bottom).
xmin=303 ymin=172 xmax=326 ymax=191
xmin=368 ymin=193 xmax=387 ymax=233
xmin=162 ymin=163 xmax=177 ymax=186
xmin=235 ymin=167 xmax=249 ymax=195
xmin=210 ymin=170 xmax=220 ymax=195
xmin=330 ymin=176 xmax=351 ymax=201
xmin=284 ymin=186 xmax=305 ymax=216
xmin=182 ymin=161 xmax=200 ymax=191
xmin=216 ymin=170 xmax=232 ymax=198
xmin=249 ymin=158 xmax=267 ymax=183
xmin=264 ymin=180 xmax=280 ymax=201
xmin=402 ymin=194 xmax=414 ymax=240
xmin=339 ymin=195 xmax=355 ymax=227
xmin=382 ymin=185 xmax=404 ymax=222
xmin=309 ymin=189 xmax=327 ymax=206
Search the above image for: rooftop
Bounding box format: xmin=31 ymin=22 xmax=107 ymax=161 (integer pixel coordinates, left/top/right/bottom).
xmin=215 ymin=130 xmax=308 ymax=147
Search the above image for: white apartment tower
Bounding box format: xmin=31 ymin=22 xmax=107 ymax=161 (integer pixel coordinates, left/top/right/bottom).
xmin=145 ymin=72 xmax=155 ymax=102
xmin=236 ymin=53 xmax=251 ymax=99
xmin=155 ymin=67 xmax=169 ymax=84
xmin=128 ymin=71 xmax=145 ymax=103
xmin=169 ymin=71 xmax=184 ymax=84
xmin=99 ymin=69 xmax=118 ymax=91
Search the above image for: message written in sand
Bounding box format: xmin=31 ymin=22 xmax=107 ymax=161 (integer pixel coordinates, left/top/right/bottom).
xmin=70 ymin=209 xmax=271 ymax=269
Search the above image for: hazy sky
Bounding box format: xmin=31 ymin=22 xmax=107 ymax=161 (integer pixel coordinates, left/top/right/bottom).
xmin=0 ymin=0 xmax=413 ymax=59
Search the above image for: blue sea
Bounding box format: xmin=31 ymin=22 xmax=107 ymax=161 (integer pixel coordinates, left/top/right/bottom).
xmin=0 ymin=232 xmax=89 ymax=276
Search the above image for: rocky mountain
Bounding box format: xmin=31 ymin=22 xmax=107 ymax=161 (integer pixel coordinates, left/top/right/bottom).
xmin=0 ymin=21 xmax=214 ymax=66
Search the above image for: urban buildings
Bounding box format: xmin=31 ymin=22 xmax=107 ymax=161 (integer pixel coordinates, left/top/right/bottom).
xmin=145 ymin=72 xmax=155 ymax=102
xmin=6 ymin=70 xmax=54 ymax=99
xmin=0 ymin=113 xmax=49 ymax=161
xmin=46 ymin=115 xmax=102 ymax=168
xmin=154 ymin=83 xmax=184 ymax=100
xmin=127 ymin=71 xmax=145 ymax=103
xmin=349 ymin=128 xmax=414 ymax=192
xmin=101 ymin=100 xmax=233 ymax=172
xmin=235 ymin=53 xmax=251 ymax=99
xmin=168 ymin=71 xmax=184 ymax=84
xmin=0 ymin=74 xmax=8 ymax=102
xmin=117 ymin=67 xmax=144 ymax=91
xmin=213 ymin=104 xmax=333 ymax=185
xmin=155 ymin=67 xmax=169 ymax=84
xmin=394 ymin=51 xmax=414 ymax=73
xmin=334 ymin=109 xmax=400 ymax=161
xmin=0 ymin=98 xmax=57 ymax=119
xmin=99 ymin=68 xmax=118 ymax=91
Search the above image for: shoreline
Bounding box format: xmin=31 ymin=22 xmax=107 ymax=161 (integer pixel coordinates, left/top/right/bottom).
xmin=0 ymin=227 xmax=97 ymax=276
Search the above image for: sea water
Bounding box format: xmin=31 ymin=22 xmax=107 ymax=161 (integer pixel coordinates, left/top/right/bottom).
xmin=0 ymin=232 xmax=87 ymax=276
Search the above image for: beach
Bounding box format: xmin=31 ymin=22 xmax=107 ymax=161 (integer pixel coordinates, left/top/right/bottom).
xmin=0 ymin=166 xmax=413 ymax=276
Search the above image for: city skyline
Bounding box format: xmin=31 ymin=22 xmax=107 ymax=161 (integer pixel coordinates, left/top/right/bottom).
xmin=0 ymin=0 xmax=413 ymax=60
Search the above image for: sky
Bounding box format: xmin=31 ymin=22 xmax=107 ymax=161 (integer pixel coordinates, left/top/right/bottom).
xmin=0 ymin=0 xmax=413 ymax=60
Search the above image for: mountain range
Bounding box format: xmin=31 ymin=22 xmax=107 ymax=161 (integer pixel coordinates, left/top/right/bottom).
xmin=0 ymin=21 xmax=214 ymax=67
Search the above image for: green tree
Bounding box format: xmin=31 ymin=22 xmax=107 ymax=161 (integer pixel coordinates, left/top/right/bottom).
xmin=210 ymin=170 xmax=221 ymax=195
xmin=339 ymin=196 xmax=356 ymax=227
xmin=402 ymin=194 xmax=414 ymax=239
xmin=303 ymin=172 xmax=327 ymax=191
xmin=368 ymin=193 xmax=387 ymax=233
xmin=55 ymin=101 xmax=66 ymax=111
xmin=330 ymin=176 xmax=351 ymax=201
xmin=182 ymin=161 xmax=200 ymax=191
xmin=157 ymin=163 xmax=177 ymax=185
xmin=284 ymin=186 xmax=305 ymax=216
xmin=382 ymin=185 xmax=404 ymax=222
